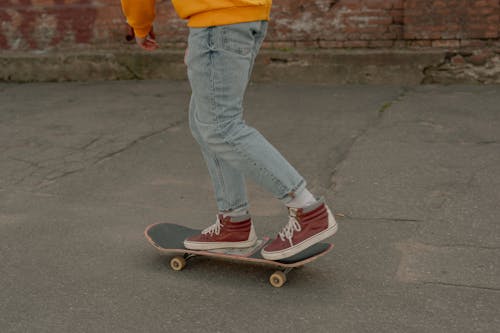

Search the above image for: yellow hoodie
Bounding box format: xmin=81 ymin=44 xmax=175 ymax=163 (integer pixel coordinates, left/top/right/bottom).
xmin=121 ymin=0 xmax=272 ymax=38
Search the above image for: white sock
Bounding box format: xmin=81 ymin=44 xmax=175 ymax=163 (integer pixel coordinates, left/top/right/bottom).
xmin=287 ymin=188 xmax=316 ymax=209
xmin=221 ymin=207 xmax=249 ymax=219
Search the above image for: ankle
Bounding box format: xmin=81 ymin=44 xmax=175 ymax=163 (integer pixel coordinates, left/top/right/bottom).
xmin=220 ymin=206 xmax=249 ymax=220
xmin=286 ymin=188 xmax=317 ymax=209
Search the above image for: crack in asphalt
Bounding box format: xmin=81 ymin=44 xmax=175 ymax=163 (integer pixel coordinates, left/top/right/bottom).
xmin=416 ymin=242 xmax=500 ymax=251
xmin=79 ymin=136 xmax=102 ymax=150
xmin=92 ymin=119 xmax=185 ymax=165
xmin=38 ymin=119 xmax=186 ymax=185
xmin=339 ymin=215 xmax=423 ymax=223
xmin=422 ymin=281 xmax=500 ymax=292
xmin=326 ymin=87 xmax=413 ymax=192
xmin=10 ymin=157 xmax=42 ymax=169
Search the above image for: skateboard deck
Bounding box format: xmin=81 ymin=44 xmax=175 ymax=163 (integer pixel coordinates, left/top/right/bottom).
xmin=145 ymin=223 xmax=333 ymax=287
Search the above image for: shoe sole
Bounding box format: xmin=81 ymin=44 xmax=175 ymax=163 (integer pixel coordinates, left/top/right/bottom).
xmin=261 ymin=213 xmax=338 ymax=261
xmin=184 ymin=236 xmax=258 ymax=251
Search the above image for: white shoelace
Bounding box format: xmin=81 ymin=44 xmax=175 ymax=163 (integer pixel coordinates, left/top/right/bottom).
xmin=278 ymin=209 xmax=302 ymax=246
xmin=201 ymin=216 xmax=223 ymax=236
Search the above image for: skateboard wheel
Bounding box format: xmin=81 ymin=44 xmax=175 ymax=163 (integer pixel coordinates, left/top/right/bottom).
xmin=170 ymin=256 xmax=186 ymax=271
xmin=269 ymin=271 xmax=287 ymax=288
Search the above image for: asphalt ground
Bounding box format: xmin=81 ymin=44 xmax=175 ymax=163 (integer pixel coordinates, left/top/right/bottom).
xmin=0 ymin=81 xmax=499 ymax=332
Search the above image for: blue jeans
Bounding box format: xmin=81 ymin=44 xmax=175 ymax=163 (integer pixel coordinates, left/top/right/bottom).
xmin=186 ymin=21 xmax=305 ymax=212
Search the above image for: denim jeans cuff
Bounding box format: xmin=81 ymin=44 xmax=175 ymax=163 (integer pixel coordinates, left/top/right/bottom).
xmin=279 ymin=179 xmax=307 ymax=204
xmin=218 ymin=202 xmax=249 ymax=213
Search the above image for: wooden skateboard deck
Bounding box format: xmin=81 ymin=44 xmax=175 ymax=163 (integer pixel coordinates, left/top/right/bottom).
xmin=145 ymin=223 xmax=333 ymax=287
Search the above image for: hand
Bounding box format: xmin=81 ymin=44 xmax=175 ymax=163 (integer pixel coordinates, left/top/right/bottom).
xmin=125 ymin=24 xmax=159 ymax=51
xmin=136 ymin=28 xmax=159 ymax=51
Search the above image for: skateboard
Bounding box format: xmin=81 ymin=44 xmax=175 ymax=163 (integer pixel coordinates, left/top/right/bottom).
xmin=145 ymin=223 xmax=333 ymax=287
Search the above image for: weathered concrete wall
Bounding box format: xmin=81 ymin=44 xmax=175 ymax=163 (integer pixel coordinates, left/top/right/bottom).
xmin=424 ymin=49 xmax=500 ymax=84
xmin=0 ymin=50 xmax=446 ymax=84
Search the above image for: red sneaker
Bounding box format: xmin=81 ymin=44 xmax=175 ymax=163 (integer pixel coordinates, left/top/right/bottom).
xmin=261 ymin=199 xmax=337 ymax=260
xmin=184 ymin=214 xmax=257 ymax=250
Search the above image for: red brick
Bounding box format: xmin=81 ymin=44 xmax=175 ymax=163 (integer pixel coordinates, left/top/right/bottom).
xmin=408 ymin=40 xmax=433 ymax=48
xmin=433 ymin=1 xmax=447 ymax=8
xmin=483 ymin=31 xmax=499 ymax=38
xmin=485 ymin=15 xmax=499 ymax=23
xmin=318 ymin=40 xmax=345 ymax=48
xmin=174 ymin=42 xmax=187 ymax=49
xmin=295 ymin=41 xmax=319 ymax=48
xmin=450 ymin=54 xmax=466 ymax=65
xmin=364 ymin=0 xmax=394 ymax=9
xmin=394 ymin=40 xmax=407 ymax=48
xmin=466 ymin=52 xmax=491 ymax=66
xmin=356 ymin=26 xmax=389 ymax=34
xmin=460 ymin=39 xmax=489 ymax=47
xmin=272 ymin=41 xmax=295 ymax=49
xmin=474 ymin=0 xmax=490 ymax=7
xmin=343 ymin=40 xmax=369 ymax=48
xmin=432 ymin=39 xmax=461 ymax=48
xmin=366 ymin=17 xmax=394 ymax=25
xmin=260 ymin=41 xmax=273 ymax=49
xmin=392 ymin=0 xmax=404 ymax=9
xmin=467 ymin=7 xmax=495 ymax=15
xmin=368 ymin=40 xmax=395 ymax=48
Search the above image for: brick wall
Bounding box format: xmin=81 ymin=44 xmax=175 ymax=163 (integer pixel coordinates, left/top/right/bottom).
xmin=0 ymin=0 xmax=499 ymax=51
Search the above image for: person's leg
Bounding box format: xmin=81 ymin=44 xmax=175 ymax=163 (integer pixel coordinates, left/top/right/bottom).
xmin=186 ymin=101 xmax=257 ymax=250
xmin=189 ymin=95 xmax=249 ymax=214
xmin=184 ymin=23 xmax=262 ymax=250
xmin=188 ymin=21 xmax=306 ymax=204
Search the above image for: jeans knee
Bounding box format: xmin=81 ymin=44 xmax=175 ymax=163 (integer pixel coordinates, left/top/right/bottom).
xmin=198 ymin=122 xmax=223 ymax=147
xmin=191 ymin=108 xmax=250 ymax=150
xmin=199 ymin=119 xmax=243 ymax=150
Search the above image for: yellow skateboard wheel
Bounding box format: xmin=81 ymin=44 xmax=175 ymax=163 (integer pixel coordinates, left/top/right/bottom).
xmin=269 ymin=271 xmax=287 ymax=288
xmin=170 ymin=256 xmax=186 ymax=271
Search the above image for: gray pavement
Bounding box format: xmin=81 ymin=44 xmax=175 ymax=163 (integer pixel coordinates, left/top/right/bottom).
xmin=0 ymin=81 xmax=499 ymax=332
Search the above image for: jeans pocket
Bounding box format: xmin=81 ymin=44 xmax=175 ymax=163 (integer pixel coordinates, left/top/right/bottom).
xmin=220 ymin=24 xmax=257 ymax=56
